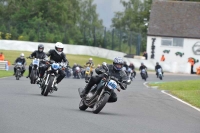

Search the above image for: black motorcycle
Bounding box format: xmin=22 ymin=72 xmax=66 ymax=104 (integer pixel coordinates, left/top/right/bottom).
xmin=65 ymin=66 xmax=72 ymax=78
xmin=14 ymin=62 xmax=23 ymax=80
xmin=141 ymin=69 xmax=147 ymax=81
xmin=74 ymin=66 xmax=82 ymax=79
xmin=27 ymin=57 xmax=47 ymax=84
xmin=40 ymin=61 xmax=67 ymax=96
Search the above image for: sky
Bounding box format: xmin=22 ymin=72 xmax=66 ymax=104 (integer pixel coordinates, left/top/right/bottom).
xmin=93 ymin=0 xmax=128 ymax=28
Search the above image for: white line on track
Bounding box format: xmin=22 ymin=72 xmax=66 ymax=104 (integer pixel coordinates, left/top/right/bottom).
xmin=144 ymin=82 xmax=200 ymax=112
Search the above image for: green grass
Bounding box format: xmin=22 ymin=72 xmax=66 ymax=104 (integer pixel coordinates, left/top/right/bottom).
xmin=149 ymin=80 xmax=200 ymax=108
xmin=0 ymin=70 xmax=13 ymax=78
xmin=0 ymin=70 xmax=28 ymax=78
xmin=0 ymin=49 xmax=113 ymax=67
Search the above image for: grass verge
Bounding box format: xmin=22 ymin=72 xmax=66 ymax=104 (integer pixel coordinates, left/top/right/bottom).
xmin=0 ymin=70 xmax=28 ymax=78
xmin=149 ymin=80 xmax=200 ymax=108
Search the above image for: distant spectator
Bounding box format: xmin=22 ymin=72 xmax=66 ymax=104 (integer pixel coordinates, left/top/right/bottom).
xmin=143 ymin=51 xmax=148 ymax=60
xmin=0 ymin=52 xmax=5 ymax=61
xmin=161 ymin=55 xmax=165 ymax=62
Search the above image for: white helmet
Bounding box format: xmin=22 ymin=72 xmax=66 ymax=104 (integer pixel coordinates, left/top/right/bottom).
xmin=20 ymin=53 xmax=24 ymax=59
xmin=89 ymin=58 xmax=93 ymax=61
xmin=102 ymin=62 xmax=107 ymax=66
xmin=55 ymin=42 xmax=64 ymax=55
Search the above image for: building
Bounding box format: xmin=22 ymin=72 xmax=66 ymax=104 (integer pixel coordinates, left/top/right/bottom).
xmin=147 ymin=1 xmax=200 ymax=73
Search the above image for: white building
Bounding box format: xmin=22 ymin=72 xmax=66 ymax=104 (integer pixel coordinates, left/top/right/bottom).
xmin=147 ymin=1 xmax=200 ymax=73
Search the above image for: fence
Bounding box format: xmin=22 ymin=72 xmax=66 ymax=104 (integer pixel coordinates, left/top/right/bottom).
xmin=0 ymin=20 xmax=141 ymax=55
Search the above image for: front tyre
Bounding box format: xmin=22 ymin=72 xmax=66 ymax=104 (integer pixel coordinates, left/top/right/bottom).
xmin=93 ymin=93 xmax=110 ymax=114
xmin=79 ymin=99 xmax=88 ymax=111
xmin=159 ymin=75 xmax=162 ymax=80
xmin=30 ymin=69 xmax=37 ymax=84
xmin=43 ymin=76 xmax=54 ymax=96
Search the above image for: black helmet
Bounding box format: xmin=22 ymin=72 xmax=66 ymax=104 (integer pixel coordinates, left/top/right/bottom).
xmin=38 ymin=44 xmax=44 ymax=52
xmin=156 ymin=62 xmax=159 ymax=65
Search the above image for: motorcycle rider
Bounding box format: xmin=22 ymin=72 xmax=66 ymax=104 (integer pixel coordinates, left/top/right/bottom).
xmin=72 ymin=63 xmax=83 ymax=78
xmin=26 ymin=44 xmax=46 ymax=79
xmin=123 ymin=61 xmax=129 ymax=71
xmin=139 ymin=62 xmax=148 ymax=78
xmin=80 ymin=57 xmax=128 ymax=103
xmin=13 ymin=53 xmax=26 ymax=76
xmin=129 ymin=63 xmax=136 ymax=78
xmin=155 ymin=62 xmax=164 ymax=78
xmin=40 ymin=42 xmax=69 ymax=91
xmin=84 ymin=58 xmax=95 ymax=76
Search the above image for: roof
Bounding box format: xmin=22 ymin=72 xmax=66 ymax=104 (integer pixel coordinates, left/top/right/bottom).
xmin=148 ymin=1 xmax=200 ymax=39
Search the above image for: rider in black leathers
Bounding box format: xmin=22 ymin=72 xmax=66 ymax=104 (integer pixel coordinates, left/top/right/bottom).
xmin=40 ymin=42 xmax=69 ymax=90
xmin=155 ymin=62 xmax=164 ymax=78
xmin=139 ymin=62 xmax=148 ymax=78
xmin=123 ymin=61 xmax=129 ymax=71
xmin=129 ymin=63 xmax=136 ymax=78
xmin=80 ymin=57 xmax=128 ymax=102
xmin=13 ymin=53 xmax=26 ymax=76
xmin=26 ymin=44 xmax=46 ymax=78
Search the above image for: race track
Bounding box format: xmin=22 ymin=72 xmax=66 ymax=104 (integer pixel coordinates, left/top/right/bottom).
xmin=0 ymin=73 xmax=200 ymax=133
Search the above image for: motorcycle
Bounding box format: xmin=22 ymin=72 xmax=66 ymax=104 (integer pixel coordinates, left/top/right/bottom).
xmin=74 ymin=66 xmax=82 ymax=79
xmin=65 ymin=66 xmax=72 ymax=78
xmin=122 ymin=67 xmax=133 ymax=81
xmin=84 ymin=66 xmax=91 ymax=82
xmin=157 ymin=68 xmax=163 ymax=80
xmin=14 ymin=62 xmax=23 ymax=80
xmin=40 ymin=61 xmax=67 ymax=96
xmin=27 ymin=57 xmax=47 ymax=84
xmin=141 ymin=69 xmax=147 ymax=81
xmin=78 ymin=74 xmax=122 ymax=114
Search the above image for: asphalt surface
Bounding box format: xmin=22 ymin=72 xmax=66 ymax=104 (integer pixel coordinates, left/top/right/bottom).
xmin=0 ymin=73 xmax=200 ymax=133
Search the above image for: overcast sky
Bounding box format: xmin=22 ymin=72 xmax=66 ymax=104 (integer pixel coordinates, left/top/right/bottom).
xmin=93 ymin=0 xmax=128 ymax=28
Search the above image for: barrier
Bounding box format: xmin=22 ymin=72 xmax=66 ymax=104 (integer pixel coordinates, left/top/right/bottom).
xmin=0 ymin=61 xmax=9 ymax=71
xmin=0 ymin=40 xmax=194 ymax=74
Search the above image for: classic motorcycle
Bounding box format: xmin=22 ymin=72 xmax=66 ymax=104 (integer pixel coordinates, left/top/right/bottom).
xmin=157 ymin=68 xmax=163 ymax=80
xmin=27 ymin=57 xmax=47 ymax=84
xmin=141 ymin=69 xmax=147 ymax=81
xmin=14 ymin=62 xmax=23 ymax=80
xmin=78 ymin=74 xmax=122 ymax=114
xmin=74 ymin=66 xmax=82 ymax=79
xmin=65 ymin=66 xmax=72 ymax=78
xmin=84 ymin=66 xmax=91 ymax=82
xmin=122 ymin=67 xmax=133 ymax=81
xmin=40 ymin=61 xmax=67 ymax=96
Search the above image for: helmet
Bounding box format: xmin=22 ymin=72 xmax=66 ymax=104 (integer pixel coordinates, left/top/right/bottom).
xmin=74 ymin=63 xmax=77 ymax=66
xmin=124 ymin=61 xmax=127 ymax=65
xmin=55 ymin=42 xmax=64 ymax=55
xmin=156 ymin=62 xmax=159 ymax=65
xmin=130 ymin=63 xmax=133 ymax=66
xmin=102 ymin=62 xmax=107 ymax=66
xmin=38 ymin=44 xmax=44 ymax=52
xmin=89 ymin=58 xmax=93 ymax=63
xmin=113 ymin=57 xmax=124 ymax=71
xmin=20 ymin=53 xmax=24 ymax=59
xmin=141 ymin=62 xmax=144 ymax=65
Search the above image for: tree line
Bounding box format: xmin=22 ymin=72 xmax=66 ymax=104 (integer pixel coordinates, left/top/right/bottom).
xmin=1 ymin=0 xmax=198 ymax=54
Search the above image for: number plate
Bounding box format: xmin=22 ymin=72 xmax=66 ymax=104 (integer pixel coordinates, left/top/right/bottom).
xmin=107 ymin=80 xmax=117 ymax=90
xmin=33 ymin=59 xmax=39 ymax=65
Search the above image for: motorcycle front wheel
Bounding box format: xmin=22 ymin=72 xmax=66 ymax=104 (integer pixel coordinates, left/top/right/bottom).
xmin=43 ymin=76 xmax=54 ymax=96
xmin=92 ymin=93 xmax=110 ymax=114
